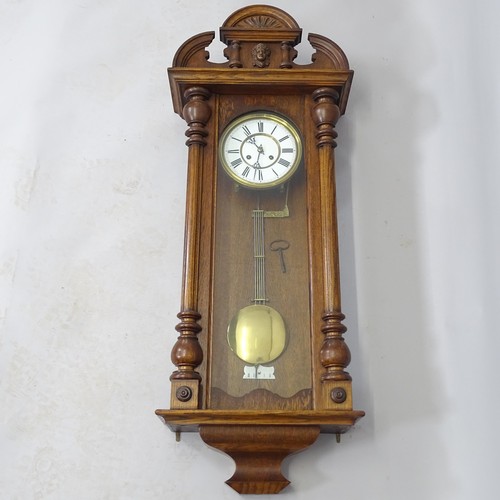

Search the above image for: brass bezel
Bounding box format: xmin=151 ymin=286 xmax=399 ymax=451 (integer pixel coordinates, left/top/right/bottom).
xmin=219 ymin=111 xmax=303 ymax=189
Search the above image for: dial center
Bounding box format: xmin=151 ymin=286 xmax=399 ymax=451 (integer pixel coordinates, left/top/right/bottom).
xmin=241 ymin=133 xmax=280 ymax=169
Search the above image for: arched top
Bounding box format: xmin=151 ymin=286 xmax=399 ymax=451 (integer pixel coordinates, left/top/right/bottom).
xmin=170 ymin=6 xmax=351 ymax=71
xmin=168 ymin=6 xmax=353 ymax=116
xmin=220 ymin=4 xmax=302 ymax=46
xmin=222 ymin=4 xmax=300 ymax=31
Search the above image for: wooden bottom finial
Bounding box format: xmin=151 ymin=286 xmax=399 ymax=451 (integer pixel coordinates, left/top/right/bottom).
xmin=199 ymin=425 xmax=320 ymax=494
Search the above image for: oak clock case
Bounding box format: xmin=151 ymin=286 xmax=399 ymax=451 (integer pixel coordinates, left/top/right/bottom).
xmin=156 ymin=5 xmax=364 ymax=495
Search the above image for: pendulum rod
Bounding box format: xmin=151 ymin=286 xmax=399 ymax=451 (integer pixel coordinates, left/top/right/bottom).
xmin=253 ymin=208 xmax=266 ymax=305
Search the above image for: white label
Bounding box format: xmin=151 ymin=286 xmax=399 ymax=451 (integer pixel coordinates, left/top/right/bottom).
xmin=243 ymin=365 xmax=275 ymax=380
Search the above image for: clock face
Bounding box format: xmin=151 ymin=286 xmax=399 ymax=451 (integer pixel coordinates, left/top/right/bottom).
xmin=219 ymin=111 xmax=302 ymax=189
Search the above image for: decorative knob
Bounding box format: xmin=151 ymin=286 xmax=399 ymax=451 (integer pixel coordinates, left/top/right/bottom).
xmin=330 ymin=387 xmax=347 ymax=404
xmin=176 ymin=386 xmax=193 ymax=403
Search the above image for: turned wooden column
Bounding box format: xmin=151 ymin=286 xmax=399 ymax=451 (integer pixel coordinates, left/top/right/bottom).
xmin=311 ymin=88 xmax=352 ymax=408
xmin=170 ymin=86 xmax=211 ymax=409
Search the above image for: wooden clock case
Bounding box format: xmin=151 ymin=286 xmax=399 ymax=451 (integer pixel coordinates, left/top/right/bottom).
xmin=156 ymin=5 xmax=364 ymax=494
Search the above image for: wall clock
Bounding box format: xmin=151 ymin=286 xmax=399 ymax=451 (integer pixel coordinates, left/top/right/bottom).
xmin=156 ymin=5 xmax=364 ymax=494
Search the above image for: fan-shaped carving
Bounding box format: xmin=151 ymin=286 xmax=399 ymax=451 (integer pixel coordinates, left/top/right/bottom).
xmin=238 ymin=15 xmax=283 ymax=29
xmin=222 ymin=5 xmax=300 ymax=31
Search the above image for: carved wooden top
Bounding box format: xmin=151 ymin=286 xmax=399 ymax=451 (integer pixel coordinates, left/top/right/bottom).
xmin=223 ymin=5 xmax=300 ymax=31
xmin=169 ymin=5 xmax=353 ymax=116
xmin=220 ymin=5 xmax=302 ymax=45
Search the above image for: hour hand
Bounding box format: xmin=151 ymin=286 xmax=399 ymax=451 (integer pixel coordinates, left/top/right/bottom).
xmin=248 ymin=137 xmax=264 ymax=153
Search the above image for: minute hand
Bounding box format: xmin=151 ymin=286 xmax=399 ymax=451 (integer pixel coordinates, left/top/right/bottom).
xmin=253 ymin=151 xmax=262 ymax=168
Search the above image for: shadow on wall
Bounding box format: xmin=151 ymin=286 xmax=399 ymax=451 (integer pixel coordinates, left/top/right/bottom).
xmin=283 ymin=0 xmax=454 ymax=497
xmin=336 ymin=1 xmax=453 ymax=496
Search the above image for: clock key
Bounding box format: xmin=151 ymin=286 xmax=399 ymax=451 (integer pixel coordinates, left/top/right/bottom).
xmin=270 ymin=239 xmax=290 ymax=273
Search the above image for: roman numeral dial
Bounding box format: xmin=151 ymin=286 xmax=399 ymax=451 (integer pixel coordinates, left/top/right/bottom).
xmin=219 ymin=111 xmax=302 ymax=189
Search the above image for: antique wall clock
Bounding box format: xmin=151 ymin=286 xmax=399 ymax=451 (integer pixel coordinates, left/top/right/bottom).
xmin=156 ymin=5 xmax=364 ymax=494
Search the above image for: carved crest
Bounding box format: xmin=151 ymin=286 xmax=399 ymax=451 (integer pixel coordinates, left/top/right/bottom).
xmin=169 ymin=5 xmax=352 ymax=116
xmin=251 ymin=42 xmax=271 ymax=67
xmin=236 ymin=15 xmax=284 ymax=29
xmin=223 ymin=5 xmax=300 ymax=31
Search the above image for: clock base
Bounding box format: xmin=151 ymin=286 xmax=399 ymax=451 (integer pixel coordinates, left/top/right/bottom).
xmin=155 ymin=409 xmax=365 ymax=494
xmin=200 ymin=424 xmax=319 ymax=494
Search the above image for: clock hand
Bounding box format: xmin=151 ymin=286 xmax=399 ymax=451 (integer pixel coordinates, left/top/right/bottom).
xmin=247 ymin=136 xmax=265 ymax=154
xmin=253 ymin=150 xmax=262 ymax=168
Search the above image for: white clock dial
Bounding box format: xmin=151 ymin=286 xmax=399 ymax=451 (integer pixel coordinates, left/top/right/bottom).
xmin=219 ymin=112 xmax=302 ymax=189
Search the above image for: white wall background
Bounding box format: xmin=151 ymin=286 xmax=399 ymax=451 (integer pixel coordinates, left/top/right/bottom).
xmin=1 ymin=1 xmax=499 ymax=499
